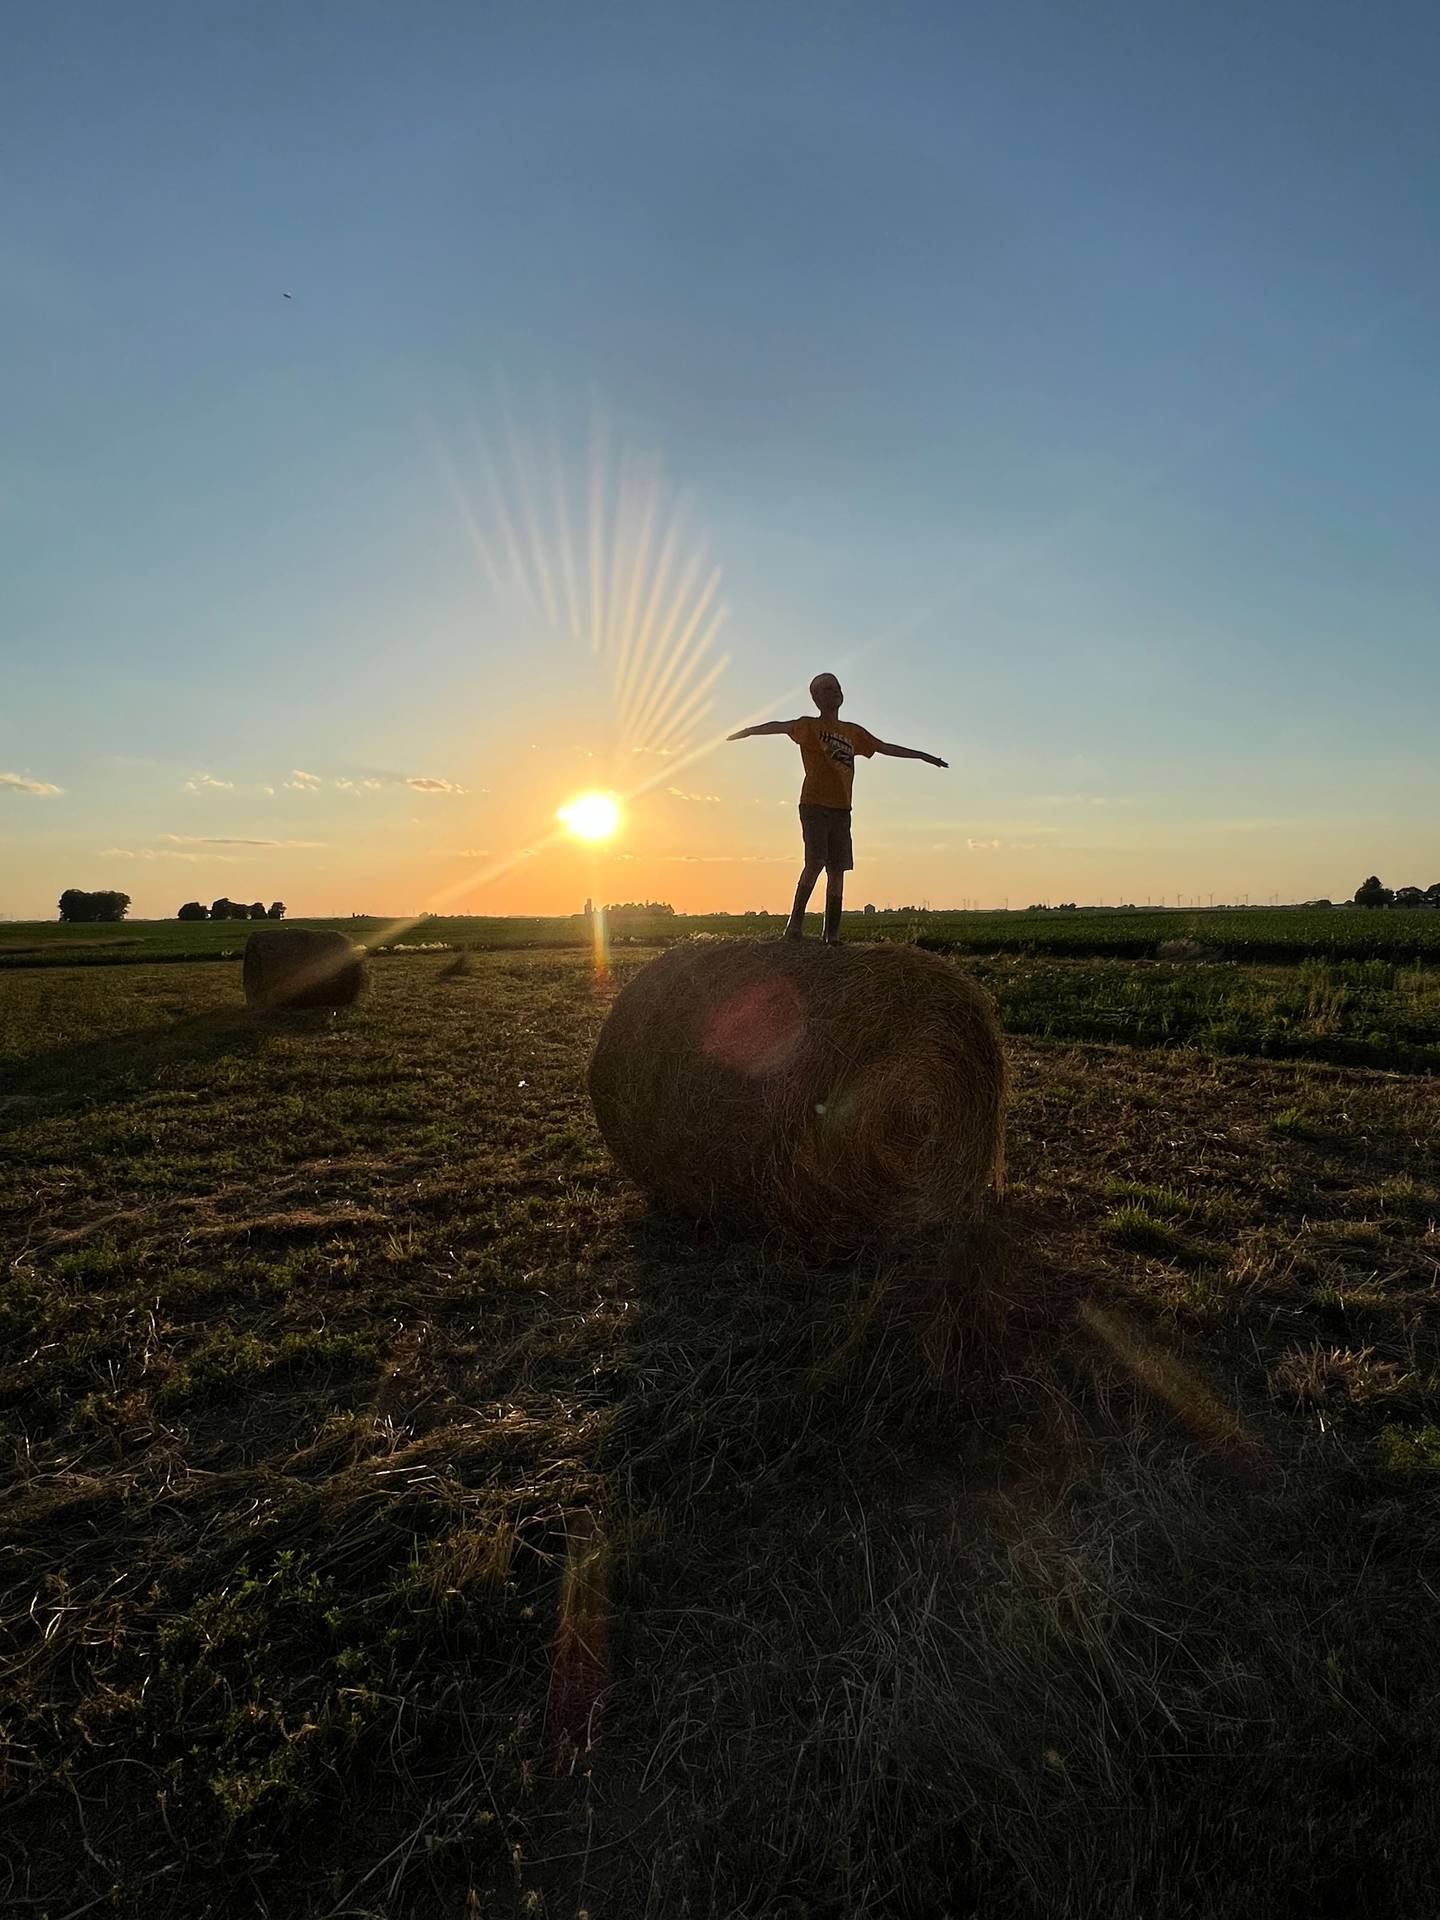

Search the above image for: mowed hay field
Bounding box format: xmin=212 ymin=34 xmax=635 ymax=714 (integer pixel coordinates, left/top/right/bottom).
xmin=3 ymin=943 xmax=1440 ymax=1918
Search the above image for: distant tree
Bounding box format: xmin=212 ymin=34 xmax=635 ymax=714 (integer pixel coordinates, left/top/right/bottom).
xmin=267 ymin=901 xmax=286 ymax=919
xmin=210 ymin=896 xmax=233 ymax=921
xmin=1394 ymin=886 xmax=1425 ymax=909
xmin=1354 ymin=876 xmax=1393 ymax=909
xmin=863 ymin=903 xmax=876 ymax=916
xmin=58 ymin=888 xmax=130 ymax=923
xmin=177 ymin=901 xmax=208 ymax=921
xmin=247 ymin=901 xmax=266 ymax=919
xmin=1426 ymin=883 xmax=1440 ymax=906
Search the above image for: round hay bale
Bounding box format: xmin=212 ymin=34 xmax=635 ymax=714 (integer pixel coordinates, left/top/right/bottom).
xmin=588 ymin=940 xmax=1005 ymax=1246
xmin=1155 ymin=938 xmax=1223 ymax=963
xmin=242 ymin=928 xmax=366 ymax=1011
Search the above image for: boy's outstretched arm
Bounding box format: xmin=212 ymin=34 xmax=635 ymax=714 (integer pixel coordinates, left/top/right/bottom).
xmin=727 ymin=720 xmax=798 ymax=740
xmin=873 ymin=738 xmax=948 ymax=768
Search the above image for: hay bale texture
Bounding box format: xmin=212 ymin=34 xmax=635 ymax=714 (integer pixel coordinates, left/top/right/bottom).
xmin=243 ymin=928 xmax=366 ymax=1011
xmin=588 ymin=940 xmax=1005 ymax=1245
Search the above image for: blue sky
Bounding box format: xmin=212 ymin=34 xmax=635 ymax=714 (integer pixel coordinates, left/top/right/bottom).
xmin=4 ymin=0 xmax=1439 ymax=916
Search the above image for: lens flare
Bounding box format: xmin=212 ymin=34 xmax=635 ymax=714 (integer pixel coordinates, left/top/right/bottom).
xmin=590 ymin=901 xmax=610 ymax=983
xmin=558 ymin=790 xmax=622 ymax=843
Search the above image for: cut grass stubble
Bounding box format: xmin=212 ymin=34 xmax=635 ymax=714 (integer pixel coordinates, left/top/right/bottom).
xmin=2 ymin=950 xmax=1440 ymax=1918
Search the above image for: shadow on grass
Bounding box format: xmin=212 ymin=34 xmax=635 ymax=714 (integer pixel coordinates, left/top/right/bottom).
xmin=0 ymin=1007 xmax=337 ymax=1113
xmin=8 ymin=1151 xmax=1438 ymax=1917
xmin=523 ymin=1189 xmax=1439 ymax=1920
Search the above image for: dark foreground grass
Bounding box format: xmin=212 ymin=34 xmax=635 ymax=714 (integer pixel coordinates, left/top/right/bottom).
xmin=2 ymin=953 xmax=1440 ymax=1916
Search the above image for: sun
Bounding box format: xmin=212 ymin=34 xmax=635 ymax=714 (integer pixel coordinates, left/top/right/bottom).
xmin=557 ymin=790 xmax=622 ymax=843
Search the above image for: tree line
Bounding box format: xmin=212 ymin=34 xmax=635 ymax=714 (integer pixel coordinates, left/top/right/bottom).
xmin=596 ymin=900 xmax=676 ymax=918
xmin=1354 ymin=877 xmax=1440 ymax=909
xmin=179 ymin=900 xmax=286 ymax=921
xmin=57 ymin=890 xmax=285 ymax=923
xmin=57 ymin=889 xmax=132 ymax=923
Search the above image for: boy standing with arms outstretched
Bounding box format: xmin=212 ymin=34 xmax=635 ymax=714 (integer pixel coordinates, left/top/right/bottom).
xmin=728 ymin=673 xmax=947 ymax=944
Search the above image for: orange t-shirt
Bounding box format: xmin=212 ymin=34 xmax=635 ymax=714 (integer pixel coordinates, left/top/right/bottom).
xmin=788 ymin=717 xmax=878 ymax=809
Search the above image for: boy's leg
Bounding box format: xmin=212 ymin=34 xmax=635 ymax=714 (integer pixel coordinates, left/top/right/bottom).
xmin=823 ymin=867 xmax=845 ymax=944
xmin=822 ymin=809 xmax=851 ymax=945
xmin=785 ymin=862 xmax=822 ymax=938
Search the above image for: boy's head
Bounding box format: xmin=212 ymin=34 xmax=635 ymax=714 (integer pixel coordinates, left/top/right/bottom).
xmin=809 ymin=671 xmax=843 ymax=714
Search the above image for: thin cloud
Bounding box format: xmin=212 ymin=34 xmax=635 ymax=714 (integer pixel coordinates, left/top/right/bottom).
xmin=2 ymin=771 xmax=64 ymax=796
xmin=184 ymin=773 xmax=234 ymax=791
xmin=100 ymin=847 xmax=239 ymax=863
xmin=451 ymin=848 xmax=493 ymax=858
xmin=286 ymin=770 xmax=324 ymax=791
xmin=660 ymin=853 xmax=790 ymax=864
xmin=163 ymin=834 xmax=326 ymax=849
xmin=666 ymin=786 xmax=722 ymax=804
xmin=407 ymin=776 xmax=466 ymax=794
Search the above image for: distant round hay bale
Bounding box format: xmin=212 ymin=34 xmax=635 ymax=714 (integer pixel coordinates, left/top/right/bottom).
xmin=1155 ymin=938 xmax=1223 ymax=963
xmin=588 ymin=940 xmax=1005 ymax=1246
xmin=243 ymin=928 xmax=366 ymax=1011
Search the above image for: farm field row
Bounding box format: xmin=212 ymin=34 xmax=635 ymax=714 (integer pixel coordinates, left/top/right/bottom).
xmin=6 ymin=904 xmax=1440 ymax=968
xmin=3 ymin=949 xmax=1439 ymax=1916
xmin=5 ymin=944 xmax=1437 ymax=1079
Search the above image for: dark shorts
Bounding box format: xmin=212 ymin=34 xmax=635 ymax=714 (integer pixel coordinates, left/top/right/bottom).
xmin=799 ymin=804 xmax=854 ymax=871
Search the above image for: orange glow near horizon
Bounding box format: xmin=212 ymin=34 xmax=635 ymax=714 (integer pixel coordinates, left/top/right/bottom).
xmin=350 ymin=420 xmax=806 ymax=946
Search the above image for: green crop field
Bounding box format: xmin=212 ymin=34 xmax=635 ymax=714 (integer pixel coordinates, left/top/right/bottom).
xmin=3 ymin=940 xmax=1440 ymax=1917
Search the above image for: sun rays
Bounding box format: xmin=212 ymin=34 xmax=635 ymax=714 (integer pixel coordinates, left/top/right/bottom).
xmin=370 ymin=413 xmax=750 ymax=950
xmin=463 ymin=417 xmax=731 ymax=762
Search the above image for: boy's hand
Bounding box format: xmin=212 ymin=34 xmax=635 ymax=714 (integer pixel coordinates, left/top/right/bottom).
xmin=874 ymin=738 xmax=947 ymax=766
